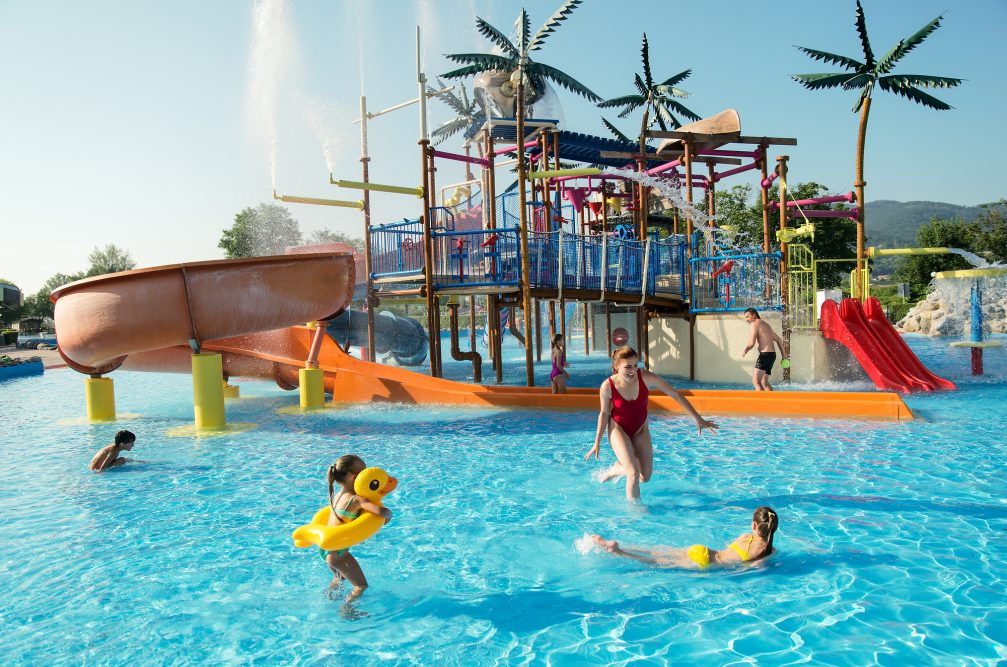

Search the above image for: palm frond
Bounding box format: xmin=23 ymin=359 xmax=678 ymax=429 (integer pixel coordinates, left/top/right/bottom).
xmin=529 ymin=62 xmax=601 ymax=102
xmin=514 ymin=9 xmax=531 ymax=54
xmin=433 ymin=77 xmax=467 ymax=115
xmin=852 ymin=87 xmax=871 ymax=113
xmin=431 ymin=117 xmax=473 ymax=145
xmin=658 ymin=69 xmax=692 ymax=88
xmin=880 ymin=73 xmax=962 ymax=89
xmin=598 ymin=94 xmax=644 ymax=109
xmin=840 ymin=73 xmax=874 ymax=91
xmin=475 ymin=17 xmax=519 ymax=58
xmin=641 ymin=34 xmax=653 ymax=89
xmin=616 ymin=105 xmax=639 ymax=119
xmin=654 ymin=84 xmax=691 ymax=99
xmin=660 ymin=99 xmax=702 ymax=124
xmin=792 ymin=72 xmax=863 ymax=90
xmin=655 ymin=104 xmax=678 ymax=131
xmin=878 ymin=80 xmax=953 ymax=110
xmin=528 ymin=0 xmax=583 ymax=52
xmin=795 ymin=47 xmax=863 ymax=72
xmin=875 ymin=14 xmax=944 ymax=75
xmin=601 ymin=116 xmax=632 ymax=143
xmin=633 ymin=73 xmax=648 ymax=97
xmin=442 ymin=53 xmax=514 ymax=79
xmin=854 ymin=1 xmax=875 ymax=68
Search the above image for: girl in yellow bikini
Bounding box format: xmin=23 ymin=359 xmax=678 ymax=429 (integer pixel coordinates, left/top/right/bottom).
xmin=591 ymin=507 xmax=778 ymax=568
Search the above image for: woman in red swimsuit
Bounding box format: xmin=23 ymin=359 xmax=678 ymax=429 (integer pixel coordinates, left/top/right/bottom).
xmin=585 ymin=346 xmax=718 ymax=499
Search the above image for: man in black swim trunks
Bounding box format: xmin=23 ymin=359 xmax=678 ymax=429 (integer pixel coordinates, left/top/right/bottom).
xmin=742 ymin=308 xmax=785 ymax=391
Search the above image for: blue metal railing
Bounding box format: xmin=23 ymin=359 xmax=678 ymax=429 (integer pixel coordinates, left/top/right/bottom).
xmin=689 ymin=252 xmax=782 ymax=313
xmin=370 ymin=218 xmax=425 ymax=279
xmin=430 ymin=227 xmax=521 ymax=289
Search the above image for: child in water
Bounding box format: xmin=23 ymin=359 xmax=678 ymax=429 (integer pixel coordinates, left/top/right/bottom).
xmin=323 ymin=455 xmax=393 ymax=601
xmin=550 ymin=333 xmax=570 ymax=394
xmin=89 ymin=430 xmax=137 ymax=472
xmin=591 ymin=507 xmax=778 ymax=568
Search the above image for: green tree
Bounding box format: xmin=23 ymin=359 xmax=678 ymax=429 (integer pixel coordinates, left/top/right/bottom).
xmin=86 ymin=244 xmax=136 ymax=277
xmin=441 ymin=1 xmax=600 ymax=118
xmin=219 ymin=203 xmax=302 ymax=258
xmin=974 ymin=199 xmax=1007 ymax=264
xmin=792 ymin=1 xmax=962 ymax=296
xmin=894 ymin=217 xmax=980 ymax=294
xmin=307 ymin=229 xmax=364 ymax=253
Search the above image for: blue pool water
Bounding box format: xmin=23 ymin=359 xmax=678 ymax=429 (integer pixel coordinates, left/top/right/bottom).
xmin=1 ymin=336 xmax=1005 ymax=665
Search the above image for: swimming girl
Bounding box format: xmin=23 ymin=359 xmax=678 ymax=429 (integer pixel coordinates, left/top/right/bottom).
xmin=591 ymin=506 xmax=779 ymax=568
xmin=584 ymin=346 xmax=718 ymax=499
xmin=322 ymin=455 xmax=393 ymax=601
xmin=550 ymin=333 xmax=570 ymax=394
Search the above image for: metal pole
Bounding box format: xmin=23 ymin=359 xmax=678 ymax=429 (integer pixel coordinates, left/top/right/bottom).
xmin=516 ymin=67 xmax=535 ymax=386
xmin=360 ymin=95 xmax=376 ymax=362
xmin=759 ymin=145 xmax=771 ymax=253
xmin=777 ymin=154 xmax=791 ymax=383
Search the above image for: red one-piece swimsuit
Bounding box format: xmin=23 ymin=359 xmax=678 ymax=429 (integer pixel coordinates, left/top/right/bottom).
xmin=608 ymin=374 xmax=649 ymax=436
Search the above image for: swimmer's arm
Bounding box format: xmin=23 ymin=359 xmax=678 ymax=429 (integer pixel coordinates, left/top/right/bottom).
xmin=89 ymin=448 xmax=115 ymax=472
xmin=357 ymin=499 xmax=393 ymax=524
xmin=743 ymin=323 xmax=758 ymax=355
xmin=773 ymin=329 xmax=785 ymax=355
xmin=643 ymin=371 xmax=718 ymax=434
xmin=586 ymin=383 xmax=612 ymax=459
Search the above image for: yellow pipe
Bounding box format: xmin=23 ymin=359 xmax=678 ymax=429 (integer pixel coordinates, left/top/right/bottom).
xmin=868 ymin=246 xmax=952 ymax=258
xmin=331 ymin=178 xmax=424 ymax=198
xmin=85 ymin=377 xmax=116 ymax=421
xmin=274 ymin=192 xmax=365 ymax=210
xmin=222 ymin=381 xmax=240 ymax=399
xmin=933 ymin=267 xmax=1007 ymax=280
xmin=299 ymin=368 xmax=325 ymax=408
xmin=527 ymin=167 xmax=602 ymax=180
xmin=192 ymin=353 xmax=226 ymax=430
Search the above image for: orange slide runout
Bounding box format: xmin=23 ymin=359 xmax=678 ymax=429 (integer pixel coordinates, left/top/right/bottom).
xmin=51 ymin=253 xmax=913 ymax=422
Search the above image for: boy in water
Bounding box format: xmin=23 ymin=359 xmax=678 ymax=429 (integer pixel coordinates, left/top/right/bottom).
xmin=89 ymin=430 xmax=137 ymax=472
xmin=742 ymin=308 xmax=785 ymax=391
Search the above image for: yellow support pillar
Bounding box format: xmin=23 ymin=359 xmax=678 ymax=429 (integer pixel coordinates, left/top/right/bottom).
xmin=299 ymin=368 xmax=325 ymax=408
xmin=191 ymin=353 xmax=226 ymax=430
xmin=85 ymin=377 xmax=116 ymax=421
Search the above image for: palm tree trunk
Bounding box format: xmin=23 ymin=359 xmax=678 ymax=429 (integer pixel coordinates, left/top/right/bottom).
xmin=854 ymin=96 xmax=871 ymax=300
xmin=516 ymin=69 xmax=535 ymax=386
xmin=637 ymin=106 xmax=651 ymax=240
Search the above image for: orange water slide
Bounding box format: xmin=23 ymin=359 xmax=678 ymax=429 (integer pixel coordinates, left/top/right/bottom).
xmin=51 ymin=254 xmax=913 ymax=421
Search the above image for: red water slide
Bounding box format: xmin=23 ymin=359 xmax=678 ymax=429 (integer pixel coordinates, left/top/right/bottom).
xmin=819 ymin=297 xmax=954 ymax=392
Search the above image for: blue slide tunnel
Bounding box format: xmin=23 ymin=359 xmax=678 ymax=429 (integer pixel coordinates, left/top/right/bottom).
xmin=326 ymin=309 xmax=428 ymax=366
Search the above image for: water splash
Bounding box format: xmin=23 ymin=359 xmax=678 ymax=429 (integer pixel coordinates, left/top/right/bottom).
xmin=300 ymin=96 xmax=346 ymax=174
xmin=947 ymin=248 xmax=989 ymax=268
xmin=574 ymin=533 xmax=602 ymax=555
xmin=248 ymin=0 xmax=299 ymax=190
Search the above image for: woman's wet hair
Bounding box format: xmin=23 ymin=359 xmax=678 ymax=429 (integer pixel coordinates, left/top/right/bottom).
xmin=327 ymin=454 xmax=366 ymax=502
xmin=753 ymin=506 xmax=779 ymax=552
xmin=551 ymin=333 xmax=564 ymax=348
xmin=611 ymin=345 xmax=638 ymax=371
xmin=114 ymin=430 xmax=135 ymax=446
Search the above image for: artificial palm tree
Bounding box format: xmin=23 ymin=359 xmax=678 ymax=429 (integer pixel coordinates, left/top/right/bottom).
xmin=429 ymin=78 xmax=485 ymax=147
xmin=598 ymin=33 xmax=700 ymax=142
xmin=441 ymin=0 xmax=601 ymax=118
xmin=793 ymin=1 xmax=962 ymax=297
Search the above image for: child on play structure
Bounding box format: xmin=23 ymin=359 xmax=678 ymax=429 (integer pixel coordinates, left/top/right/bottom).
xmin=591 ymin=506 xmax=779 ymax=568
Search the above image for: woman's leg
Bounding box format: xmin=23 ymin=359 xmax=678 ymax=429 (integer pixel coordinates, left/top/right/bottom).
xmin=630 ymin=425 xmax=654 ymax=485
xmin=608 ymin=423 xmax=642 ymax=499
xmin=326 ymin=551 xmax=369 ymax=601
xmin=554 ymin=374 xmax=567 ymax=394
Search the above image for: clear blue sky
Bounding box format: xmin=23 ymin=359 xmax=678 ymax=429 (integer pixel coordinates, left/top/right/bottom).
xmin=2 ymin=0 xmax=1004 ymax=293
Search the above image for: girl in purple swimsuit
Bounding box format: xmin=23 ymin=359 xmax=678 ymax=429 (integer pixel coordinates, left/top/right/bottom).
xmin=550 ymin=333 xmax=570 ymax=394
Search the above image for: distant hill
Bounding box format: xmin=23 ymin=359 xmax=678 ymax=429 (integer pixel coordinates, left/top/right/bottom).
xmin=864 ymin=200 xmax=987 ymax=248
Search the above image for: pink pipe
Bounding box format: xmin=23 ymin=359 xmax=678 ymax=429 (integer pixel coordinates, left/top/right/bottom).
xmin=548 ymin=174 xmax=628 ymax=184
xmin=431 ymin=149 xmax=490 ymax=167
xmin=788 ymin=209 xmax=860 ymax=219
xmin=698 ymin=148 xmax=761 ymax=159
xmin=646 ymin=159 xmax=682 ymax=175
xmin=761 ymin=171 xmax=779 ymax=189
xmin=713 ymin=161 xmax=759 ymax=182
xmin=771 ymin=192 xmax=856 ymax=209
xmin=492 ymin=139 xmax=539 ymax=156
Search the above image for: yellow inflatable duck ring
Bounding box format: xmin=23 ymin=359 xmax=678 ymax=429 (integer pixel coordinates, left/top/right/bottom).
xmin=292 ymin=467 xmax=397 ymax=552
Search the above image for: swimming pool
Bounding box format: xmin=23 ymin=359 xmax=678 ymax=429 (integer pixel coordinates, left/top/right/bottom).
xmin=1 ymin=336 xmax=1004 ymax=664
